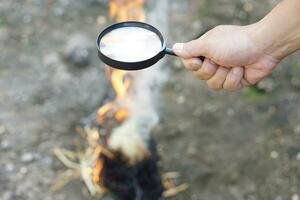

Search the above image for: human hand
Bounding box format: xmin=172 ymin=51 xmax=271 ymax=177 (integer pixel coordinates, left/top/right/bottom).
xmin=173 ymin=25 xmax=280 ymax=91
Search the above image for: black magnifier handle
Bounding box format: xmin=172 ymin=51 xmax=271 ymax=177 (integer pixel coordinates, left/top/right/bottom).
xmin=165 ymin=47 xmax=205 ymax=61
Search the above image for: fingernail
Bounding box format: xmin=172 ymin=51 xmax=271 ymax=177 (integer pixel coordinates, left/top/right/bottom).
xmin=173 ymin=43 xmax=184 ymax=52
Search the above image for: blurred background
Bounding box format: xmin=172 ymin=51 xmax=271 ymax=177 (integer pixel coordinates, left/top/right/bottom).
xmin=0 ymin=0 xmax=299 ymax=200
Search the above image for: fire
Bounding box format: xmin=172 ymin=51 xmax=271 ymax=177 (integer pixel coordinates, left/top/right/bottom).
xmin=92 ymin=0 xmax=146 ymax=190
xmin=52 ymin=1 xmax=188 ymax=198
xmin=96 ymin=70 xmax=130 ymax=123
xmin=111 ymin=70 xmax=131 ymax=99
xmin=92 ymin=146 xmax=103 ymax=184
xmin=109 ymin=0 xmax=145 ymax=22
xmin=96 ymin=0 xmax=145 ymax=124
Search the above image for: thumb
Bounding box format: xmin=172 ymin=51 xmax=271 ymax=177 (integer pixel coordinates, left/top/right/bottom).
xmin=173 ymin=38 xmax=208 ymax=59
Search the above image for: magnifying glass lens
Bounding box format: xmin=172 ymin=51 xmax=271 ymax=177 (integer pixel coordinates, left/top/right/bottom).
xmin=100 ymin=27 xmax=163 ymax=63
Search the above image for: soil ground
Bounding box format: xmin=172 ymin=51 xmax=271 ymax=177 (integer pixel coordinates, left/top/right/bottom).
xmin=0 ymin=0 xmax=299 ymax=200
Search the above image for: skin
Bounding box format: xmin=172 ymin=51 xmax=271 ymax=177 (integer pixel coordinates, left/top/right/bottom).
xmin=173 ymin=0 xmax=300 ymax=91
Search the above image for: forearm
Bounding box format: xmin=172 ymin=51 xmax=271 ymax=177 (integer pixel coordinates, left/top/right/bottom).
xmin=249 ymin=0 xmax=300 ymax=60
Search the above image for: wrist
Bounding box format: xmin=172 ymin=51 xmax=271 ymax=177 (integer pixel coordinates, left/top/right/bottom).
xmin=247 ymin=0 xmax=300 ymax=60
xmin=246 ymin=21 xmax=290 ymax=60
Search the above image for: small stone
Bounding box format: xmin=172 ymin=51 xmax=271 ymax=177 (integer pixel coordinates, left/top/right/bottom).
xmin=244 ymin=2 xmax=254 ymax=12
xmin=64 ymin=34 xmax=92 ymax=67
xmin=257 ymin=78 xmax=277 ymax=93
xmin=97 ymin=15 xmax=107 ymax=25
xmin=0 ymin=125 xmax=6 ymax=135
xmin=192 ymin=21 xmax=202 ymax=30
xmin=176 ymin=95 xmax=186 ymax=104
xmin=296 ymin=153 xmax=300 ymax=161
xmin=294 ymin=125 xmax=300 ymax=135
xmin=292 ymin=194 xmax=299 ymax=200
xmin=226 ymin=108 xmax=234 ymax=116
xmin=20 ymin=166 xmax=28 ymax=174
xmin=1 ymin=140 xmax=10 ymax=150
xmin=21 ymin=152 xmax=35 ymax=163
xmin=270 ymin=151 xmax=279 ymax=159
xmin=1 ymin=191 xmax=13 ymax=200
xmin=5 ymin=163 xmax=15 ymax=172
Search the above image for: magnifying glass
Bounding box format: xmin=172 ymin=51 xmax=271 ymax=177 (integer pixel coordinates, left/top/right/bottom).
xmin=96 ymin=21 xmax=204 ymax=71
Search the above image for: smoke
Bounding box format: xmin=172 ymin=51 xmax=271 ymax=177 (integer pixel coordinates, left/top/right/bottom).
xmin=108 ymin=0 xmax=169 ymax=163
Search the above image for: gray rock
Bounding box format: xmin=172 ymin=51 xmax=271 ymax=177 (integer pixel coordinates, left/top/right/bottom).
xmin=21 ymin=152 xmax=35 ymax=163
xmin=40 ymin=156 xmax=53 ymax=166
xmin=292 ymin=194 xmax=299 ymax=200
xmin=275 ymin=196 xmax=283 ymax=200
xmin=97 ymin=15 xmax=107 ymax=26
xmin=19 ymin=166 xmax=28 ymax=174
xmin=176 ymin=95 xmax=186 ymax=104
xmin=1 ymin=191 xmax=13 ymax=200
xmin=297 ymin=153 xmax=300 ymax=161
xmin=0 ymin=125 xmax=6 ymax=135
xmin=257 ymin=77 xmax=277 ymax=92
xmin=294 ymin=125 xmax=300 ymax=135
xmin=4 ymin=163 xmax=15 ymax=172
xmin=64 ymin=34 xmax=93 ymax=67
xmin=1 ymin=139 xmax=10 ymax=150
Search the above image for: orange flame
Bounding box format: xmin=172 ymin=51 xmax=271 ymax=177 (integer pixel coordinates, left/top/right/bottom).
xmin=92 ymin=146 xmax=104 ymax=184
xmin=109 ymin=0 xmax=145 ymax=22
xmin=93 ymin=0 xmax=145 ymax=185
xmin=96 ymin=0 xmax=146 ymax=124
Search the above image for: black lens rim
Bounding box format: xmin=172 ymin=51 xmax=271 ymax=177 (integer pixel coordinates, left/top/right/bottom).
xmin=96 ymin=21 xmax=166 ymax=71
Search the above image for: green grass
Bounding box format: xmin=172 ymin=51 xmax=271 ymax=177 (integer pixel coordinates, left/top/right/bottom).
xmin=243 ymin=85 xmax=266 ymax=99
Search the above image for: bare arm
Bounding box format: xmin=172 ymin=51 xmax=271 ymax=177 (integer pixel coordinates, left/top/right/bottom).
xmin=173 ymin=0 xmax=300 ymax=91
xmin=251 ymin=0 xmax=300 ymax=60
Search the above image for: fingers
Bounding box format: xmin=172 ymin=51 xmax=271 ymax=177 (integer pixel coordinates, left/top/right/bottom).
xmin=182 ymin=57 xmax=203 ymax=71
xmin=206 ymin=66 xmax=229 ymax=89
xmin=241 ymin=78 xmax=251 ymax=87
xmin=193 ymin=58 xmax=218 ymax=80
xmin=182 ymin=58 xmax=219 ymax=80
xmin=182 ymin=57 xmax=245 ymax=91
xmin=174 ymin=38 xmax=246 ymax=91
xmin=223 ymin=67 xmax=244 ymax=91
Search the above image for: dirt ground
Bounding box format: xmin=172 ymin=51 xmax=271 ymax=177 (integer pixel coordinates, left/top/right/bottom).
xmin=0 ymin=0 xmax=299 ymax=200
